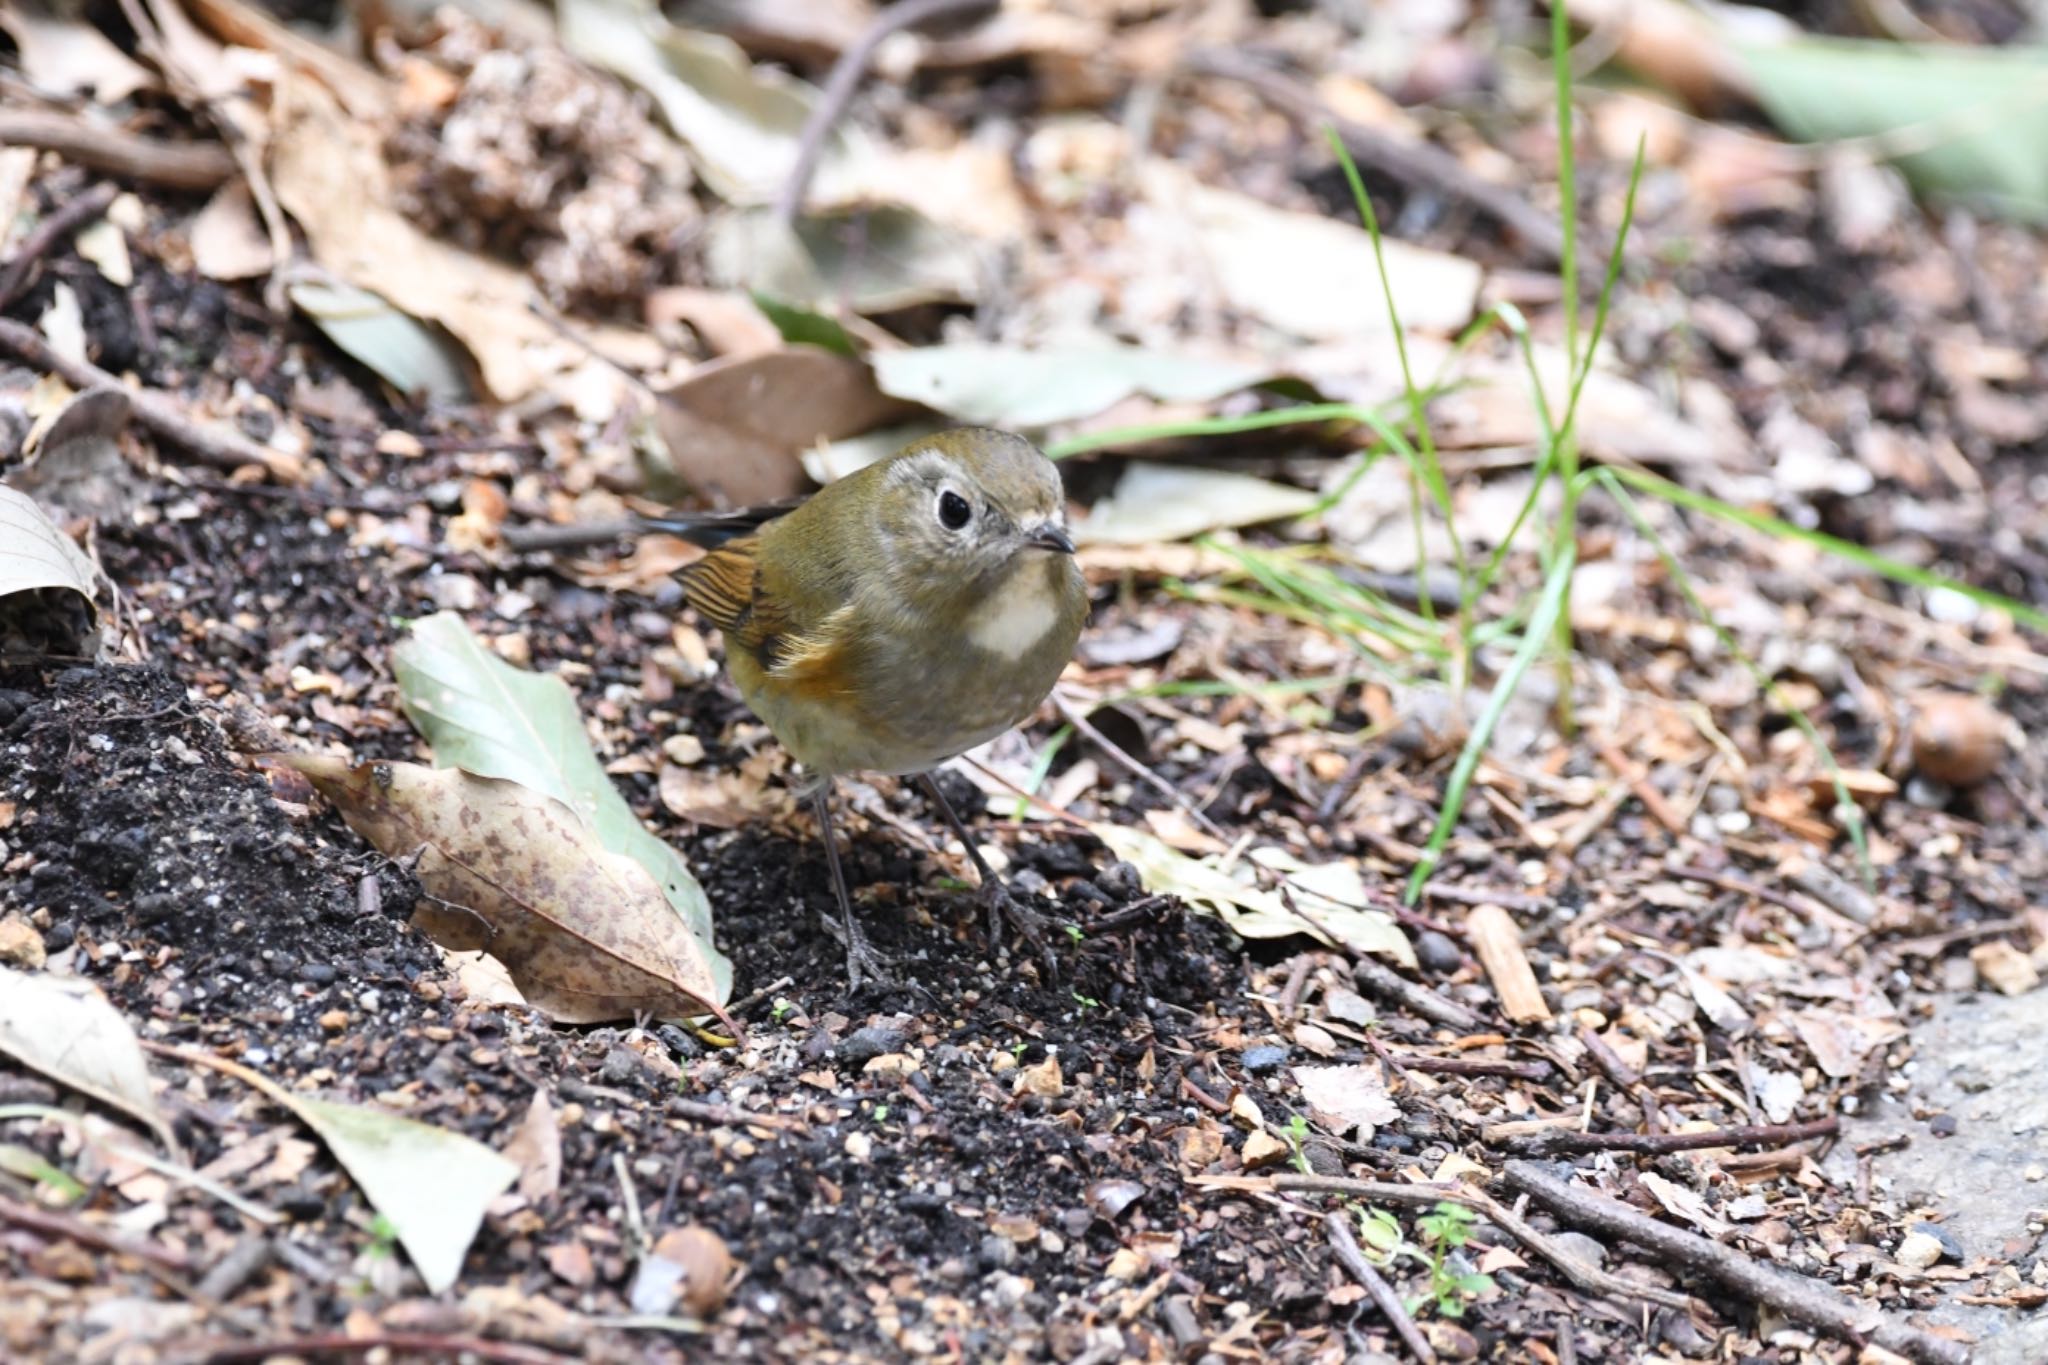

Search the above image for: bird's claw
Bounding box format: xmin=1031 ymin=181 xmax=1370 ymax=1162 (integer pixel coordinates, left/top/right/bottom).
xmin=820 ymin=910 xmax=897 ymax=990
xmin=979 ymin=878 xmax=1060 ymax=981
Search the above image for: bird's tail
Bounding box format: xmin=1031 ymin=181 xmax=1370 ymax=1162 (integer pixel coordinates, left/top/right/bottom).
xmin=635 ymin=498 xmax=800 ymax=549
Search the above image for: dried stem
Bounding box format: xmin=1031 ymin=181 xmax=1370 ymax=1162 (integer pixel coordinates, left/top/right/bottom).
xmin=1504 ymin=1161 xmax=1968 ymax=1365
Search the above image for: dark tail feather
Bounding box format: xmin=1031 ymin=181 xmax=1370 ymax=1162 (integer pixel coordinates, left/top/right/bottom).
xmin=636 ymin=498 xmax=803 ymax=549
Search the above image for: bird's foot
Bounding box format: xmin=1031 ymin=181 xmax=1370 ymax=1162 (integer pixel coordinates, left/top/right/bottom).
xmin=979 ymin=877 xmax=1060 ymax=981
xmin=819 ymin=910 xmax=897 ymax=990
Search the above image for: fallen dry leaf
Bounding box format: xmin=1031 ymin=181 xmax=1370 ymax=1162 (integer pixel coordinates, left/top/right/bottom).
xmin=268 ymin=76 xmax=567 ymax=403
xmin=1292 ymin=1063 xmax=1400 ymax=1136
xmin=632 ymin=1225 xmax=735 ymax=1318
xmin=504 ymin=1089 xmax=563 ymax=1202
xmin=652 ymin=347 xmax=914 ymax=506
xmin=0 ymin=966 xmax=176 ymax=1154
xmin=283 ymin=755 xmax=730 ymax=1027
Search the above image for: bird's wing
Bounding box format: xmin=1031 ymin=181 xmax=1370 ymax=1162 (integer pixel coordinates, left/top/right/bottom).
xmin=673 ymin=534 xmax=852 ymax=687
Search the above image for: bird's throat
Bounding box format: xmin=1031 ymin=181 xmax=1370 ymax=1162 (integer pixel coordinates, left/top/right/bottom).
xmin=964 ymin=559 xmax=1063 ymax=660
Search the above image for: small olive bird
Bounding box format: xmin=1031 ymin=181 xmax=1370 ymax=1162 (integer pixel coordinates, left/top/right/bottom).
xmin=642 ymin=428 xmax=1089 ymax=987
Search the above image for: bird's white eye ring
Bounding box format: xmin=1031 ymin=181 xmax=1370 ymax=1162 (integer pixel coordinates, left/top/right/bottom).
xmin=937 ymin=489 xmax=972 ymax=530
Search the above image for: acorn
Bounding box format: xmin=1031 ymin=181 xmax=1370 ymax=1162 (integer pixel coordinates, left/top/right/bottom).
xmin=1909 ymin=694 xmax=2007 ymax=788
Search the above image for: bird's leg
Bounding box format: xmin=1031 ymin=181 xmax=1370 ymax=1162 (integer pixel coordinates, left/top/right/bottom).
xmin=916 ymin=772 xmax=1054 ymax=968
xmin=808 ymin=781 xmax=893 ymax=989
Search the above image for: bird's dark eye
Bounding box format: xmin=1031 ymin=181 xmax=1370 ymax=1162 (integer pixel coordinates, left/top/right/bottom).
xmin=937 ymin=490 xmax=972 ymax=530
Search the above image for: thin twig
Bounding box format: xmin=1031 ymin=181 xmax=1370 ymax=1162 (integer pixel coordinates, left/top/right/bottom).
xmin=1503 ymin=1116 xmax=1838 ymax=1157
xmin=1595 ymin=742 xmax=1685 ymax=836
xmin=1667 ymin=863 xmax=1815 ymax=918
xmin=725 ymin=974 xmax=796 ymax=1017
xmin=0 ymin=318 xmax=301 ymax=481
xmin=1382 ymin=1051 xmax=1552 ymax=1082
xmin=0 ymin=1191 xmax=190 ymax=1271
xmin=0 ymin=110 xmax=236 ymax=191
xmin=666 ymin=1096 xmax=807 ymax=1135
xmin=1421 ymin=883 xmax=1549 ymax=914
xmin=1351 ymin=954 xmax=1483 ymax=1032
xmin=1572 ymin=1023 xmax=1641 ymax=1088
xmin=1276 ymin=953 xmax=1316 ymax=1020
xmin=1325 ymin=1211 xmax=1437 ymax=1363
xmin=773 ymin=0 xmax=998 ymax=228
xmin=1504 ymin=1161 xmax=1968 ymax=1365
xmin=501 ymin=517 xmax=643 ymax=554
xmin=1054 ymin=693 xmax=1232 ymax=844
xmin=0 ymin=181 xmax=119 ymax=310
xmin=1183 ymin=50 xmax=1579 ymax=268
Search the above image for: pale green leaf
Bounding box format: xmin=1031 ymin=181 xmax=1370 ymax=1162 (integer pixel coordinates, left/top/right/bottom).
xmin=557 ymin=0 xmax=869 ymax=205
xmin=1740 ymin=39 xmax=2048 ymax=222
xmin=1091 ymin=824 xmax=1413 ymax=966
xmin=0 ymin=485 xmax=96 ymax=605
xmin=0 ymin=966 xmax=175 ymax=1154
xmin=289 ymin=281 xmax=472 ymax=403
xmin=392 ymin=613 xmax=731 ymax=1002
xmin=707 ymin=206 xmax=979 ymax=313
xmin=873 ymin=344 xmax=1270 ymax=428
xmin=1072 ymin=462 xmax=1319 ymax=546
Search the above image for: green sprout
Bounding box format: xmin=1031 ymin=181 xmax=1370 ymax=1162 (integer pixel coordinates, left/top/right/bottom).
xmin=1414 ymin=1202 xmax=1495 ymax=1319
xmin=1282 ymin=1114 xmax=1313 ymax=1175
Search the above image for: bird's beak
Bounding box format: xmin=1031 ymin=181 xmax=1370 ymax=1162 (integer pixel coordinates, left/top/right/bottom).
xmin=1025 ymin=523 xmax=1076 ymax=555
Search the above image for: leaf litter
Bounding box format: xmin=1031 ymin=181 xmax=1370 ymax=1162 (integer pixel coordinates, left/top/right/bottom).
xmin=0 ymin=0 xmax=2045 ymax=1359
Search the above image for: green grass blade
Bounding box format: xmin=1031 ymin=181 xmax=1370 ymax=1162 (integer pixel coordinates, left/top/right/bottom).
xmin=1324 ymin=125 xmax=1470 ymax=619
xmin=1610 ymin=467 xmax=2048 ymax=634
xmin=1404 ymin=543 xmax=1577 ymax=902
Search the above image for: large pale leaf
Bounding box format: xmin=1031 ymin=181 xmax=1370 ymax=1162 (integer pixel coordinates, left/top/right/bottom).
xmin=192 ymin=1050 xmax=515 ymax=1294
xmin=285 ymin=755 xmax=732 ymax=1026
xmin=1072 ymin=462 xmax=1319 ymax=546
xmin=1091 ymin=824 xmax=1413 ymax=967
xmin=295 ymin=1095 xmax=517 ymax=1293
xmin=0 ymin=486 xmax=96 ymax=613
xmin=289 ymin=281 xmax=472 ymax=403
xmin=872 ymin=344 xmax=1270 ymax=429
xmin=558 ymin=0 xmax=870 ymax=205
xmin=269 ymin=78 xmax=564 ymax=402
xmin=1740 ymin=39 xmax=2048 ymax=222
xmin=706 ymin=206 xmax=980 ymax=313
xmin=0 ymin=966 xmax=175 ymax=1153
xmin=1142 ymin=163 xmax=1484 ymax=339
xmin=392 ymin=613 xmax=730 ymax=1000
xmin=652 ymin=347 xmax=914 ymax=506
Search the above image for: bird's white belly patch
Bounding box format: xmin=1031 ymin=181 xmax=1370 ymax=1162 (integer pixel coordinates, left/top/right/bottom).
xmin=965 ymin=564 xmax=1060 ymax=660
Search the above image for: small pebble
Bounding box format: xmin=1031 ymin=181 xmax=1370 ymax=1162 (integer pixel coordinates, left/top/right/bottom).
xmin=1895 ymin=1231 xmax=1946 ymax=1270
xmin=837 ymin=1026 xmax=906 ymax=1066
xmin=1096 ymin=860 xmax=1142 ymax=903
xmin=1241 ymin=1045 xmax=1289 ymax=1074
xmin=1910 ymin=1221 xmax=1964 ymax=1260
xmin=1905 ymin=776 xmax=1952 ymax=810
xmin=978 ymin=1235 xmax=1018 ymax=1272
xmin=1415 ymin=931 xmax=1461 ymax=974
xmin=1550 ymin=1231 xmax=1607 ymax=1269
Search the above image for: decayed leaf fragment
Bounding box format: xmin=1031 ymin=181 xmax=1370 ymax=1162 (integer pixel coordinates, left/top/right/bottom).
xmin=282 ymin=755 xmax=730 ymax=1029
xmin=1092 ymin=823 xmax=1413 ymax=967
xmin=168 ymin=1044 xmax=515 ymax=1295
xmin=1292 ymin=1063 xmax=1400 ymax=1136
xmin=0 ymin=965 xmax=178 ymax=1156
